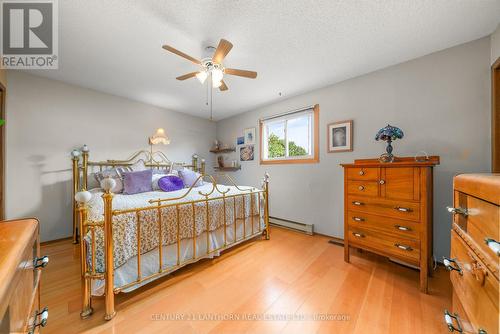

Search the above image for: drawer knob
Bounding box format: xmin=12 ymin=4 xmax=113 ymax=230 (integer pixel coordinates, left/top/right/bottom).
xmin=394 ymin=243 xmax=412 ymax=251
xmin=352 ymin=201 xmax=364 ymax=206
xmin=395 ymin=206 xmax=412 ymax=213
xmin=352 ymin=217 xmax=365 ymax=222
xmin=379 ymin=179 xmax=385 ymax=185
xmin=29 ymin=307 xmax=48 ymax=334
xmin=34 ymin=255 xmax=49 ymax=269
xmin=443 ymin=310 xmax=463 ymax=333
xmin=352 ymin=232 xmax=365 ymax=238
xmin=443 ymin=257 xmax=463 ymax=275
xmin=394 ymin=224 xmax=411 ymax=231
xmin=447 ymin=206 xmax=468 ymax=216
xmin=358 ymin=170 xmax=364 ymax=176
xmin=485 ymin=238 xmax=500 ymax=256
xmin=358 ymin=186 xmax=365 ymax=191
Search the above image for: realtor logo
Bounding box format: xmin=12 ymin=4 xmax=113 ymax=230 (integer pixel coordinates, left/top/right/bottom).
xmin=1 ymin=0 xmax=58 ymax=69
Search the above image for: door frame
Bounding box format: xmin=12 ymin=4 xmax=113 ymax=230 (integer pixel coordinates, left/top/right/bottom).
xmin=492 ymin=57 xmax=500 ymax=173
xmin=0 ymin=81 xmax=5 ymax=220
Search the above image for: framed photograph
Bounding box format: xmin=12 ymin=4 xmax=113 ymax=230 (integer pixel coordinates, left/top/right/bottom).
xmin=240 ymin=145 xmax=254 ymax=161
xmin=327 ymin=120 xmax=353 ymax=153
xmin=244 ymin=127 xmax=256 ymax=145
xmin=236 ymin=136 xmax=245 ymax=145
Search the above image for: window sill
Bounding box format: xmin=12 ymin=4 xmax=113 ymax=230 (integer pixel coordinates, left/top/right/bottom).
xmin=260 ymin=157 xmax=319 ymax=165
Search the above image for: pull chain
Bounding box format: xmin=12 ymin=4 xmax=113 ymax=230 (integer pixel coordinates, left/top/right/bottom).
xmin=210 ymin=73 xmax=213 ymax=121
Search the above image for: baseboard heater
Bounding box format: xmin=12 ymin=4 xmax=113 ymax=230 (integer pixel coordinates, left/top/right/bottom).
xmin=269 ymin=216 xmax=313 ymax=235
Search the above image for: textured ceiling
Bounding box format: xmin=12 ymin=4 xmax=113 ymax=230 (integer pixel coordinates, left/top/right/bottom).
xmin=29 ymin=0 xmax=500 ymax=120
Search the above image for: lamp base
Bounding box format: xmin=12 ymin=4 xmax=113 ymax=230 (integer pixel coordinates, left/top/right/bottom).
xmin=379 ymin=153 xmax=394 ymax=163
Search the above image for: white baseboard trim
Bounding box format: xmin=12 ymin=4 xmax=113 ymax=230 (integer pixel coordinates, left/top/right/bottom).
xmin=269 ymin=216 xmax=314 ymax=235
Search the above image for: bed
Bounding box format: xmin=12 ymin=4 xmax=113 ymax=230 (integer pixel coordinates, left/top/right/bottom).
xmin=71 ymin=147 xmax=270 ymax=320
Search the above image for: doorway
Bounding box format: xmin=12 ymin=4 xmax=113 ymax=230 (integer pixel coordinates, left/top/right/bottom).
xmin=493 ymin=57 xmax=500 ymax=173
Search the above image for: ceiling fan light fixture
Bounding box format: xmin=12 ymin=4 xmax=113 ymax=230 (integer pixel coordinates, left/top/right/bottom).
xmin=211 ymin=68 xmax=223 ymax=83
xmin=196 ymin=71 xmax=208 ymax=83
xmin=212 ymin=80 xmax=222 ymax=88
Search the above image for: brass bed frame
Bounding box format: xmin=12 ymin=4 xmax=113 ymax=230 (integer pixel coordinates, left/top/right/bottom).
xmin=71 ymin=146 xmax=270 ymax=320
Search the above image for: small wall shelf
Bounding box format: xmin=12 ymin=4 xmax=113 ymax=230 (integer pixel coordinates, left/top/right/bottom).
xmin=214 ymin=166 xmax=241 ymax=172
xmin=210 ymin=148 xmax=236 ymax=154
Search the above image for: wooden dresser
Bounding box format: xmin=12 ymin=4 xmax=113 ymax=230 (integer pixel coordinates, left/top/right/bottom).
xmin=0 ymin=219 xmax=48 ymax=334
xmin=444 ymin=174 xmax=499 ymax=334
xmin=341 ymin=156 xmax=439 ymax=293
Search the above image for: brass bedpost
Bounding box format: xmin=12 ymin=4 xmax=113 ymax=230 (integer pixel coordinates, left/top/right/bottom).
xmin=200 ymin=159 xmax=206 ymax=175
xmin=263 ymin=173 xmax=270 ymax=240
xmin=192 ymin=155 xmax=198 ymax=172
xmin=75 ymin=190 xmax=93 ymax=319
xmin=102 ymin=180 xmax=116 ymax=321
xmin=71 ymin=150 xmax=81 ymax=244
xmin=82 ymin=145 xmax=89 ymax=190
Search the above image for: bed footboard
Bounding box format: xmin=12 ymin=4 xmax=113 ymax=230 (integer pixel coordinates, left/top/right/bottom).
xmin=73 ymin=148 xmax=270 ymax=321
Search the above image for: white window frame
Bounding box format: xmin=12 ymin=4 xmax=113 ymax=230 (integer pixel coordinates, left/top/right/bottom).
xmin=260 ymin=104 xmax=319 ymax=165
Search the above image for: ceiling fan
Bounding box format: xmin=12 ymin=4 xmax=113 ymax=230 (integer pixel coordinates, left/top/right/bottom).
xmin=162 ymin=39 xmax=257 ymax=92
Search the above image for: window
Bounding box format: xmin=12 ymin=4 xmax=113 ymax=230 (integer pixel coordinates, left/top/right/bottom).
xmin=260 ymin=104 xmax=319 ymax=164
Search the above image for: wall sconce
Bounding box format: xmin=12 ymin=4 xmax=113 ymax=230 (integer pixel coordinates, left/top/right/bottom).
xmin=149 ymin=128 xmax=170 ymax=159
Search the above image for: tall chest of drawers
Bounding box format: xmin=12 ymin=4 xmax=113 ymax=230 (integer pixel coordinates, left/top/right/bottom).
xmin=0 ymin=219 xmax=48 ymax=334
xmin=342 ymin=156 xmax=439 ymax=293
xmin=444 ymin=174 xmax=499 ymax=334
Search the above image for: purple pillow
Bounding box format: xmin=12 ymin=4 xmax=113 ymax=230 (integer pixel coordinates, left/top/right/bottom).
xmin=158 ymin=175 xmax=185 ymax=192
xmin=178 ymin=168 xmax=204 ymax=188
xmin=122 ymin=169 xmax=153 ymax=195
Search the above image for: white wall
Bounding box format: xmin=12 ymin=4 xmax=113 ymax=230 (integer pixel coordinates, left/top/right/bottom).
xmin=5 ymin=71 xmax=216 ymax=242
xmin=216 ymin=37 xmax=491 ymax=260
xmin=491 ymin=23 xmax=500 ymax=64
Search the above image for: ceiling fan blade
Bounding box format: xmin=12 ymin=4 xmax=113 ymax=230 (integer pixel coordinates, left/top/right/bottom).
xmin=162 ymin=45 xmax=201 ymax=65
xmin=225 ymin=68 xmax=257 ymax=79
xmin=176 ymin=72 xmax=198 ymax=80
xmin=219 ymin=80 xmax=228 ymax=91
xmin=212 ymin=39 xmax=233 ymax=64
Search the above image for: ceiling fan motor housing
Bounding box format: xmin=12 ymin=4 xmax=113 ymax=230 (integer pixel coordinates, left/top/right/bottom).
xmin=201 ymin=58 xmax=224 ymax=73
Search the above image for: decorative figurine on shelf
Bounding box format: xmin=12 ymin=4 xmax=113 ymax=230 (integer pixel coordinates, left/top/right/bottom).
xmin=217 ymin=156 xmax=224 ymax=168
xmin=375 ymin=124 xmax=404 ymax=162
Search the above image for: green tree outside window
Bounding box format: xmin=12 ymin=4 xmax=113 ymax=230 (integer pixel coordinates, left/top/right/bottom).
xmin=267 ymin=133 xmax=307 ymax=158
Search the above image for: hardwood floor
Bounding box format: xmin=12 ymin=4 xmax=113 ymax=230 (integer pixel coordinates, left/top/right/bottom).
xmin=40 ymin=227 xmax=451 ymax=333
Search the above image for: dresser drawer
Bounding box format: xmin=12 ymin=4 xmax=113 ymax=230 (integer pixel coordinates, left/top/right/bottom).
xmin=347 ymin=210 xmax=420 ymax=240
xmin=346 ymin=167 xmax=379 ymax=181
xmin=348 ymin=226 xmax=420 ymax=264
xmin=347 ymin=181 xmax=379 ymax=197
xmin=347 ymin=196 xmax=420 ymax=222
xmin=448 ymin=230 xmax=498 ymax=334
xmin=457 ymin=195 xmax=500 ymax=270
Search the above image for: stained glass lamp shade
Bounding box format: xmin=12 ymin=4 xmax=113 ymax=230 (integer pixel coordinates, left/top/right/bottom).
xmin=375 ymin=124 xmax=404 ymax=162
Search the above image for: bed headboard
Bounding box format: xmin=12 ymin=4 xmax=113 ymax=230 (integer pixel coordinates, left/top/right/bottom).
xmin=70 ymin=145 xmax=205 ymax=191
xmin=69 ymin=145 xmax=205 ymax=243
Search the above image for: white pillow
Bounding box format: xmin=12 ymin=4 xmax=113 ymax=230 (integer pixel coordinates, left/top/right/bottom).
xmin=130 ymin=159 xmax=147 ymax=172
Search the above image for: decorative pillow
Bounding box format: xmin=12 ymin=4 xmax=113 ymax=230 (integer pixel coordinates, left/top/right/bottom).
xmin=152 ymin=168 xmax=169 ymax=175
xmin=158 ymin=175 xmax=185 ymax=192
xmin=94 ymin=167 xmax=127 ymax=193
xmin=178 ymin=168 xmax=204 ymax=188
xmin=152 ymin=171 xmax=179 ymax=190
xmin=171 ymin=163 xmax=184 ymax=172
xmin=122 ymin=169 xmax=153 ymax=195
xmin=130 ymin=159 xmax=147 ymax=172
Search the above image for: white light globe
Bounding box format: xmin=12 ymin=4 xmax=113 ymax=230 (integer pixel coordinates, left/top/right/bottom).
xmin=212 ymin=68 xmax=223 ymax=83
xmin=196 ymin=71 xmax=207 ymax=84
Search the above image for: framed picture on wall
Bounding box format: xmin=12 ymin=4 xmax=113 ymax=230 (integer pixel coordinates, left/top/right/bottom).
xmin=327 ymin=120 xmax=353 ymax=153
xmin=240 ymin=145 xmax=254 ymax=161
xmin=244 ymin=127 xmax=256 ymax=145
